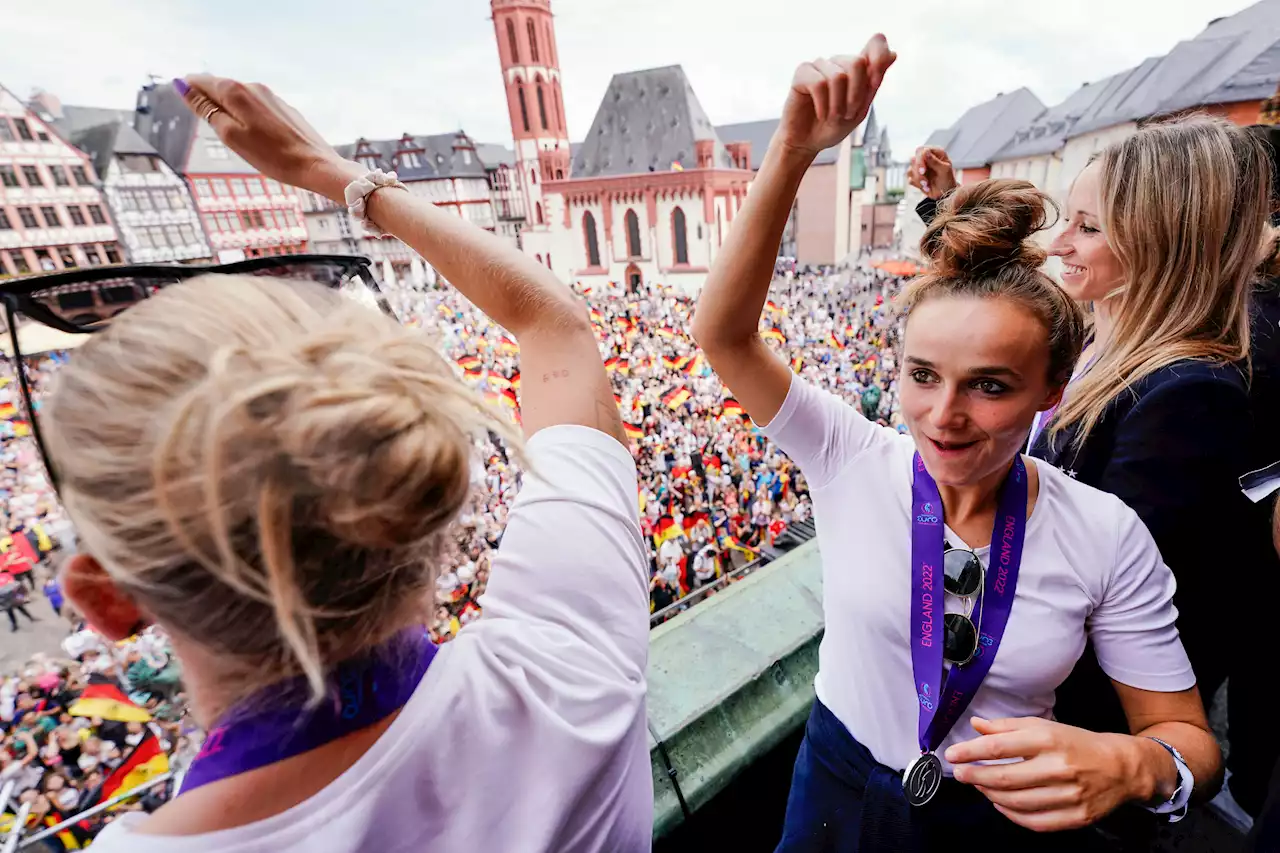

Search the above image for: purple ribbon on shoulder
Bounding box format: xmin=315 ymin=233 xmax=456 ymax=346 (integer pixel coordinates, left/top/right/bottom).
xmin=179 ymin=628 xmax=438 ymax=796
xmin=909 ymin=453 xmax=1027 ymax=756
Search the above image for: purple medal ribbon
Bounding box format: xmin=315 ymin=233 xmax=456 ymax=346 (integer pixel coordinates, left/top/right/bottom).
xmin=909 ymin=452 xmax=1027 ymax=757
xmin=179 ymin=628 xmax=438 ymax=796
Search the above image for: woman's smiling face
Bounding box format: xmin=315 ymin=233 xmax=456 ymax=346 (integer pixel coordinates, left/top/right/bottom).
xmin=1050 ymin=162 xmax=1125 ymax=302
xmin=900 ymin=294 xmax=1062 ymax=486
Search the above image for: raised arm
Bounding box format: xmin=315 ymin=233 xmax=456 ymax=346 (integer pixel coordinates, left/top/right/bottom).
xmin=176 ymin=76 xmax=622 ymax=446
xmin=690 ymin=36 xmax=895 ymax=425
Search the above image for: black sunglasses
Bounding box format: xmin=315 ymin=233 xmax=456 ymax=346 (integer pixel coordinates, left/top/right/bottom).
xmin=942 ymin=546 xmax=985 ymax=666
xmin=0 ymin=255 xmax=391 ymax=492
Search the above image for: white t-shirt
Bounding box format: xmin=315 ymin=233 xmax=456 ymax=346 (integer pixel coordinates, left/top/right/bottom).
xmin=90 ymin=425 xmax=653 ymax=853
xmin=761 ymin=377 xmax=1193 ymax=774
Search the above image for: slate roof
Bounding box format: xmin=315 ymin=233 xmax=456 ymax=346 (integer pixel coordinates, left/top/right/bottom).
xmin=474 ymin=142 xmax=517 ymax=168
xmin=52 ymin=105 xmax=135 ymax=138
xmin=572 ymin=65 xmax=739 ymax=177
xmin=924 ymin=88 xmax=1047 ymax=169
xmin=997 ymin=0 xmax=1280 ymax=160
xmin=132 ymin=82 xmax=258 ymax=175
xmin=68 ymin=121 xmax=158 ymax=179
xmin=334 ymin=132 xmax=491 ymax=181
xmin=714 ymin=109 xmax=883 ymax=170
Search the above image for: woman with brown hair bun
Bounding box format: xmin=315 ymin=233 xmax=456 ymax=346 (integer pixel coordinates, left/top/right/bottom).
xmin=695 ymin=36 xmax=1219 ymax=851
xmin=52 ymin=75 xmax=653 ymax=853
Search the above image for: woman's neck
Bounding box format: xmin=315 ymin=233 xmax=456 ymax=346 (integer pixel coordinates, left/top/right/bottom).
xmin=1092 ymin=299 xmax=1117 ymax=349
xmin=936 ymin=458 xmax=1016 ymax=545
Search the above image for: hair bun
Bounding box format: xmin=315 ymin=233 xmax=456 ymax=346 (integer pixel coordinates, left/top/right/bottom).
xmin=921 ymin=179 xmax=1055 ymax=277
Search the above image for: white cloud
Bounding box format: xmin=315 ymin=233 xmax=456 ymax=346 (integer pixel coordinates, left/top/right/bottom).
xmin=0 ymin=0 xmax=1261 ymax=158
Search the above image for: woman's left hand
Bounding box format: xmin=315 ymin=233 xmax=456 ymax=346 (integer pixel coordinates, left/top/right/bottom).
xmin=944 ymin=716 xmax=1153 ymax=832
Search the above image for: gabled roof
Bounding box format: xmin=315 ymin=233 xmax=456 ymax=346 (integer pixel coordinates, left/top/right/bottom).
xmin=133 ymin=82 xmax=258 ymax=175
xmin=924 ymin=88 xmax=1046 ymax=169
xmin=54 ymin=105 xmax=134 ymax=138
xmin=572 ymin=65 xmax=739 ymax=177
xmin=69 ymin=121 xmax=159 ymax=179
xmin=474 ymin=142 xmax=517 ymax=168
xmin=334 ymin=132 xmax=490 ymax=181
xmin=713 ymin=106 xmax=881 ymax=170
xmin=998 ymin=0 xmax=1280 ymax=160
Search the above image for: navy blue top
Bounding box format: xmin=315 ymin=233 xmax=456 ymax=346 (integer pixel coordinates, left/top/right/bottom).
xmin=1030 ymin=360 xmax=1255 ymax=734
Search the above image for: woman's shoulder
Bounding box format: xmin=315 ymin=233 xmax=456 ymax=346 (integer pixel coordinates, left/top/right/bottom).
xmin=1126 ymin=358 xmax=1248 ymax=401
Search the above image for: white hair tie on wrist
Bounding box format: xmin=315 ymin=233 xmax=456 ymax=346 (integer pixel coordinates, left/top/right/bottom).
xmin=344 ymin=169 xmax=407 ymax=238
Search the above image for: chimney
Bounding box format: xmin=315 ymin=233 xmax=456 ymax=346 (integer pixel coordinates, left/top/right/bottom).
xmin=725 ymin=141 xmax=752 ymax=171
xmin=29 ymin=90 xmax=63 ymax=121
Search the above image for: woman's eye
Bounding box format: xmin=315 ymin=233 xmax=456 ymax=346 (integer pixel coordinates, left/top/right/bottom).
xmin=910 ymin=369 xmax=934 ymax=383
xmin=973 ymin=380 xmax=1008 ymax=395
xmin=1080 ymin=224 xmax=1099 ymax=234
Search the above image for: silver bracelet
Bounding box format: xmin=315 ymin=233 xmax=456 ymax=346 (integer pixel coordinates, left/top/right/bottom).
xmin=1144 ymin=736 xmax=1193 ymax=822
xmin=343 ymin=169 xmax=406 ymax=238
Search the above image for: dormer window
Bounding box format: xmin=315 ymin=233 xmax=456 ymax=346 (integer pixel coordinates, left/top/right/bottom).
xmin=400 ymin=151 xmax=421 ymax=169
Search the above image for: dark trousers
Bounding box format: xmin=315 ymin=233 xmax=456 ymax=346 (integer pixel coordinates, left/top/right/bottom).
xmin=776 ymin=699 xmax=1111 ymax=853
xmin=6 ymin=603 xmax=35 ymax=630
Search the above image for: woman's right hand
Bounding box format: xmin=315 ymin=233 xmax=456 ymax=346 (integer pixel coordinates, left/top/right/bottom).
xmin=176 ymin=76 xmax=359 ymax=202
xmin=775 ymin=35 xmax=896 ymax=158
xmin=908 ymin=145 xmax=957 ymax=199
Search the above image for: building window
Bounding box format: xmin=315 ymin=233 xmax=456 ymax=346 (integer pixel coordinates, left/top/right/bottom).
xmin=59 ymin=247 xmax=77 ymax=269
xmin=530 ymin=169 xmax=538 ymax=187
xmin=136 ymin=228 xmax=154 ymax=248
xmin=507 ymin=19 xmax=520 ymax=63
xmin=35 ymin=249 xmax=55 ymax=271
xmin=247 ymin=179 xmax=264 ymax=196
xmin=0 ymin=210 xmax=10 ymax=230
xmin=104 ymin=245 xmax=121 ymax=264
xmin=625 ymin=209 xmax=641 ymax=258
xmin=168 ymin=190 xmax=185 ymax=208
xmin=17 ymin=207 xmax=38 ymax=228
xmin=583 ymin=211 xmax=601 ymax=267
xmin=179 ymin=224 xmax=197 ymax=244
xmin=136 ymin=191 xmax=154 ymax=211
xmin=165 ymin=225 xmax=183 ymax=245
xmin=230 ymin=178 xmax=248 ymax=196
xmin=546 ymin=252 xmax=553 ymax=269
xmin=7 ymin=251 xmax=30 ymax=274
xmin=39 ymin=206 xmax=60 ymax=228
xmin=12 ymin=118 xmax=33 ymax=142
xmin=87 ymin=204 xmax=106 ymax=225
xmin=527 ymin=19 xmax=540 ymax=63
xmin=206 ymin=142 xmax=230 ymax=159
xmin=546 ymin=22 xmax=555 ymax=65
xmin=517 ymin=86 xmax=530 ymax=133
xmin=536 ymin=253 xmax=543 ymax=264
xmin=50 ymin=165 xmax=70 ymax=187
xmin=673 ymin=207 xmax=689 ymax=264
xmin=70 ymin=166 xmax=89 ymax=186
xmin=537 ymin=82 xmax=549 ymax=130
xmin=265 ymin=178 xmax=282 ymax=195
xmin=535 ymin=202 xmax=544 ymax=224
xmin=0 ymin=119 xmax=13 ymax=142
xmin=218 ymin=213 xmax=236 ymax=231
xmin=21 ymin=165 xmax=43 ymax=187
xmin=67 ymin=206 xmax=86 ymax=226
xmin=0 ymin=166 xmax=17 ymax=187
xmin=85 ymin=245 xmax=103 ymax=265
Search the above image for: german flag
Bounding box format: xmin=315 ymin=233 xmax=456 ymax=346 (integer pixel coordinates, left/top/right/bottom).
xmin=656 ymin=326 xmax=677 ymax=340
xmin=0 ymin=402 xmax=16 ymax=419
xmin=500 ymin=388 xmax=519 ymax=409
xmin=487 ymin=373 xmax=512 ymax=391
xmin=463 ymin=365 xmax=483 ymax=382
xmin=455 ymin=355 xmax=482 ymax=371
xmin=826 ymin=332 xmax=844 ymax=350
xmin=613 ymin=392 xmax=623 ymax=406
xmin=69 ymin=677 xmax=152 ymax=723
xmin=765 ymin=299 xmax=782 ymax=313
xmin=589 ymin=307 xmax=604 ymax=325
xmin=761 ymin=326 xmax=785 ymax=344
xmin=510 ymin=371 xmax=521 ymax=391
xmin=624 ymin=422 xmax=644 ymax=441
xmin=604 ymin=356 xmax=620 ymax=373
xmin=662 ymin=387 xmax=691 ymax=409
xmin=681 ymin=353 xmax=704 ymax=376
xmin=722 ymin=398 xmax=745 ymax=418
xmin=791 ymin=355 xmax=804 ymax=373
xmin=653 ymin=515 xmax=685 ymax=546
xmin=97 ymin=730 xmax=169 ymax=803
xmin=662 ymin=354 xmax=680 ymax=370
xmin=498 ymin=334 xmax=519 ymax=354
xmin=670 ymin=354 xmax=691 ymax=372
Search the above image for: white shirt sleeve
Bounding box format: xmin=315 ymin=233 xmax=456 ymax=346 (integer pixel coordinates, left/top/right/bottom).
xmin=477 ymin=425 xmax=650 ymax=681
xmin=1088 ymin=503 xmax=1195 ymax=692
xmin=757 ymin=374 xmax=897 ymax=490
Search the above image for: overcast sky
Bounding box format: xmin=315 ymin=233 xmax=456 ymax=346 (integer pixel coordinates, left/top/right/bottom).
xmin=0 ymin=0 xmax=1260 ymax=158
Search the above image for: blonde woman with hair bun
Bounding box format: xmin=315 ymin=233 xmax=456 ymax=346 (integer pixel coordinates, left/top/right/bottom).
xmin=695 ymin=37 xmax=1218 ymax=851
xmin=54 ymin=75 xmax=653 ymax=853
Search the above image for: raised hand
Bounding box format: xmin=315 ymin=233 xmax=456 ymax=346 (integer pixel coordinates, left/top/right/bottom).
xmin=175 ymin=76 xmax=358 ymax=202
xmin=908 ymin=145 xmax=957 ymax=199
xmin=775 ymin=34 xmax=896 ymax=157
xmin=944 ymin=716 xmax=1170 ymax=832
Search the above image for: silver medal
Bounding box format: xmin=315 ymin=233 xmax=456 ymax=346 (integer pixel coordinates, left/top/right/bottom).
xmin=902 ymin=752 xmax=943 ymax=807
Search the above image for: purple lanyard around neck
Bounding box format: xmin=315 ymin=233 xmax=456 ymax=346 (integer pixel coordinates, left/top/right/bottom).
xmin=178 ymin=628 xmax=438 ymax=796
xmin=909 ymin=453 xmax=1028 ymax=756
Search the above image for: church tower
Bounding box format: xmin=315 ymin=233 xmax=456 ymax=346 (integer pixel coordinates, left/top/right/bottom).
xmin=491 ymin=0 xmax=571 ymax=233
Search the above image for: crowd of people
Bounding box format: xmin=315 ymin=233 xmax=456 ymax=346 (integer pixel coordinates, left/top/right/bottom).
xmin=407 ymin=259 xmax=909 ymax=634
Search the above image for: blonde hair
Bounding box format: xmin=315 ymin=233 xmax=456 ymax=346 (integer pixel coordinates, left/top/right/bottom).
xmin=1049 ymin=115 xmax=1271 ymax=447
xmin=903 ymin=178 xmax=1087 ymax=385
xmin=43 ymin=275 xmax=517 ymax=701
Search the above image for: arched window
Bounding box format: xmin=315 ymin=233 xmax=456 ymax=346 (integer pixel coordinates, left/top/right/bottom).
xmin=673 ymin=207 xmax=689 ymax=265
xmin=535 ymin=202 xmax=544 ymax=224
xmin=530 ymin=168 xmax=538 ymax=186
xmin=554 ymin=82 xmax=565 ymax=132
xmin=546 ymin=252 xmax=553 ymax=269
xmin=583 ymin=212 xmax=601 ymax=267
xmin=625 ymin=209 xmax=641 ymax=258
xmin=536 ymin=82 xmax=549 ymax=131
xmin=555 ymin=169 xmax=563 ymax=180
xmin=546 ymin=22 xmax=555 ymax=65
xmin=517 ymin=86 xmax=530 ymax=133
xmin=536 ymin=253 xmax=543 ymax=264
xmin=507 ymin=20 xmax=520 ymax=63
xmin=527 ymin=20 xmax=540 ymax=63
